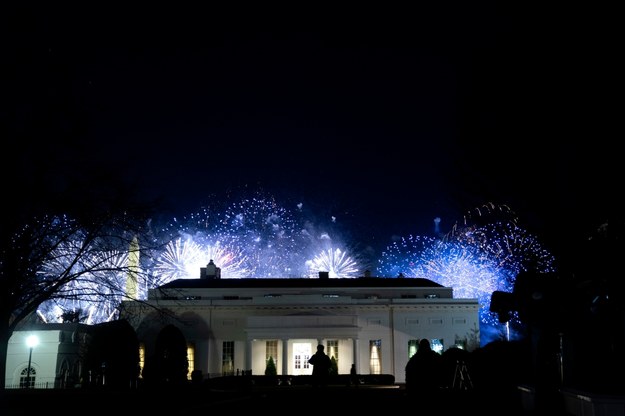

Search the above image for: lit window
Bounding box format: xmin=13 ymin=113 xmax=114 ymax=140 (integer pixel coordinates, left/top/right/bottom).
xmin=187 ymin=342 xmax=195 ymax=380
xmin=327 ymin=340 xmax=338 ymax=370
xmin=431 ymin=339 xmax=444 ymax=354
xmin=266 ymin=340 xmax=278 ymax=370
xmin=138 ymin=343 xmax=145 ymax=379
xmin=369 ymin=340 xmax=381 ymax=374
xmin=408 ymin=340 xmax=418 ymax=358
xmin=222 ymin=341 xmax=234 ymax=376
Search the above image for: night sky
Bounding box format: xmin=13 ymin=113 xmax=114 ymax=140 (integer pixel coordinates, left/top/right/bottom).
xmin=3 ymin=4 xmax=615 ymax=267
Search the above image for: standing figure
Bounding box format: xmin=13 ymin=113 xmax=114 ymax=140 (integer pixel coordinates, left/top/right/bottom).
xmin=308 ymin=344 xmax=332 ymax=388
xmin=350 ymin=363 xmax=359 ymax=387
xmin=405 ymin=338 xmax=443 ymax=393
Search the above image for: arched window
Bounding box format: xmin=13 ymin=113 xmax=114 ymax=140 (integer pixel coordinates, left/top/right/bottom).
xmin=186 ymin=342 xmax=195 ymax=380
xmin=19 ymin=366 xmax=36 ymax=388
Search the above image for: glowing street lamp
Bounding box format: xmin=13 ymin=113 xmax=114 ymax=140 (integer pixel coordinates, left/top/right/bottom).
xmin=25 ymin=334 xmax=39 ymax=389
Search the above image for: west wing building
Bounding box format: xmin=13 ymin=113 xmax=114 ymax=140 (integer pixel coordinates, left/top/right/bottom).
xmin=120 ymin=270 xmax=480 ymax=384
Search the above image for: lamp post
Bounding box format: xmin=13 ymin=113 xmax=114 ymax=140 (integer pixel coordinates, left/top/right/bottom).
xmin=25 ymin=334 xmax=39 ymax=389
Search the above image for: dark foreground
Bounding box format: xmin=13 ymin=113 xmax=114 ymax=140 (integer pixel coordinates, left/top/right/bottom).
xmin=0 ymin=384 xmax=548 ymax=416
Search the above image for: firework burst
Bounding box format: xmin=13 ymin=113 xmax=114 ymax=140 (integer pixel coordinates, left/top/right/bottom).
xmin=377 ymin=235 xmax=438 ymax=278
xmin=38 ymin=247 xmax=129 ymax=324
xmin=306 ymin=247 xmax=360 ymax=278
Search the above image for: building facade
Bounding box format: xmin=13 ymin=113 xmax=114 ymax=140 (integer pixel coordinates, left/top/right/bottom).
xmin=5 ymin=323 xmax=90 ymax=389
xmin=5 ymin=319 xmax=138 ymax=389
xmin=120 ymin=270 xmax=480 ymax=384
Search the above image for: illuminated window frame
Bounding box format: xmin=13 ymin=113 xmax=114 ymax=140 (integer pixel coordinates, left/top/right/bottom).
xmin=187 ymin=342 xmax=195 ymax=380
xmin=369 ymin=339 xmax=381 ymax=374
xmin=408 ymin=339 xmax=418 ymax=358
xmin=327 ymin=339 xmax=338 ymax=364
xmin=222 ymin=341 xmax=234 ymax=376
xmin=266 ymin=340 xmax=278 ymax=369
xmin=138 ymin=342 xmax=145 ymax=379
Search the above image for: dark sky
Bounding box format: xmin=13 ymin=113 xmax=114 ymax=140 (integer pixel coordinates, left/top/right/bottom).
xmin=3 ymin=4 xmax=615 ymax=265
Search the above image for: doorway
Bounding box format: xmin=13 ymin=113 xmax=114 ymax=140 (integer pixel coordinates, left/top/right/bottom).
xmin=292 ymin=342 xmax=313 ymax=375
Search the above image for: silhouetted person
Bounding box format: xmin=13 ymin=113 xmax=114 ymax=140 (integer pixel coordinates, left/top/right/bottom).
xmin=350 ymin=363 xmax=359 ymax=387
xmin=308 ymin=344 xmax=331 ymax=388
xmin=405 ymin=339 xmax=443 ymax=395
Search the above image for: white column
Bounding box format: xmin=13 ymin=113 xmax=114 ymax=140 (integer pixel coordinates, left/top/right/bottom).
xmin=282 ymin=339 xmax=289 ymax=375
xmin=245 ymin=339 xmax=252 ymax=373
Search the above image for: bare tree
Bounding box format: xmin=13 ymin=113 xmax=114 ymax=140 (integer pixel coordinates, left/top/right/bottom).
xmin=0 ymin=205 xmax=160 ymax=389
xmin=0 ymin=12 xmax=175 ymax=389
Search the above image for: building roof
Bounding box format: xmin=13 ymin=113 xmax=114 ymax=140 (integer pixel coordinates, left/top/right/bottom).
xmin=159 ymin=277 xmax=445 ymax=290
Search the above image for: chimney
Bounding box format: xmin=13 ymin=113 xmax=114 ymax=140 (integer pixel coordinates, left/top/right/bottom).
xmin=318 ymin=271 xmax=329 ymax=279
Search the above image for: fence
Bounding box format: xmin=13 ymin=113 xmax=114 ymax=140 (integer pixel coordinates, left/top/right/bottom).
xmin=5 ymin=381 xmax=54 ymax=389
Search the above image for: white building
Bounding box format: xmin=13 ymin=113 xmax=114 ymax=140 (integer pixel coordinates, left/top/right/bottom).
xmin=120 ymin=270 xmax=480 ymax=384
xmin=5 ymin=323 xmax=90 ymax=389
xmin=5 ymin=319 xmax=139 ymax=390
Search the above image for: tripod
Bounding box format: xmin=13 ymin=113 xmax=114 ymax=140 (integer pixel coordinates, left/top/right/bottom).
xmin=452 ymin=360 xmax=473 ymax=390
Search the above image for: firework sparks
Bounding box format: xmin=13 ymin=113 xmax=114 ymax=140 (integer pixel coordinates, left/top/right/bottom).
xmin=31 ymin=195 xmax=557 ymax=341
xmin=38 ymin=247 xmax=129 ymax=324
xmin=306 ymin=247 xmax=360 ymax=278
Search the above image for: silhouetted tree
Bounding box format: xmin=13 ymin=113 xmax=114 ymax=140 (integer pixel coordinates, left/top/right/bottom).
xmin=265 ymin=356 xmax=277 ymax=376
xmin=0 ymin=210 xmax=159 ymax=389
xmin=0 ymin=21 xmax=169 ymax=389
xmin=85 ymin=319 xmax=140 ymax=389
xmin=329 ymin=356 xmax=338 ymax=377
xmin=0 ymin=152 xmax=160 ymax=391
xmin=61 ymin=309 xmax=84 ymax=323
